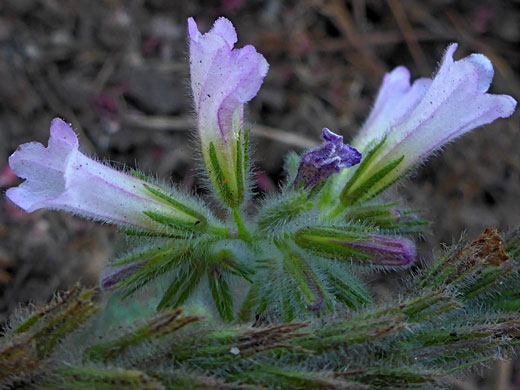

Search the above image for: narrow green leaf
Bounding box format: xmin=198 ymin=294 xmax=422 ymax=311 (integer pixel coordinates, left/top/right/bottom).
xmin=257 ymin=192 xmax=311 ymax=232
xmin=14 ymin=287 xmax=78 ymax=334
xmin=295 ymin=228 xmax=372 ymax=261
xmin=283 ymin=254 xmax=331 ymax=312
xmin=143 ymin=211 xmax=202 ymax=232
xmin=463 ymin=264 xmax=515 ymax=300
xmin=52 ymin=367 xmax=164 ymax=390
xmin=238 ymin=282 xmax=260 ymax=322
xmin=119 ymin=228 xmax=183 ymax=239
xmin=143 ymin=184 xmax=207 ymax=225
xmin=112 ymin=247 xmax=176 ymax=267
xmin=208 ymin=268 xmax=234 ymax=322
xmin=247 ymin=367 xmax=364 ymax=390
xmin=130 ymin=169 xmax=154 ymax=183
xmin=341 ymin=137 xmax=387 ymax=195
xmin=341 ymin=155 xmax=404 ymax=205
xmin=323 ymin=266 xmax=372 ymax=309
xmin=85 ymin=310 xmax=200 ymax=362
xmin=32 ymin=289 xmax=100 ymax=358
xmin=209 ymin=142 xmax=234 ymax=206
xmin=243 ymin=128 xmax=250 ymax=173
xmin=214 ymin=249 xmax=254 ymax=283
xmin=157 ymin=266 xmax=203 ymax=311
xmin=118 ymin=250 xmax=183 ymax=298
xmin=235 ymin=133 xmax=244 ymax=205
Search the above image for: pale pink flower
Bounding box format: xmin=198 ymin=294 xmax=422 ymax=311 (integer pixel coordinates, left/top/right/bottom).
xmin=188 ymin=17 xmax=268 ymax=206
xmin=7 ymin=119 xmax=202 ymax=232
xmin=345 ymin=44 xmax=516 ymax=202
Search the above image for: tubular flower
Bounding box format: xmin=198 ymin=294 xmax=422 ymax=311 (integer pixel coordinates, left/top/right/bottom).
xmin=188 ymin=17 xmax=269 ymax=207
xmin=341 ymin=43 xmax=517 ymax=205
xmin=6 ymin=119 xmax=208 ymax=233
xmin=294 ymin=128 xmax=361 ymax=189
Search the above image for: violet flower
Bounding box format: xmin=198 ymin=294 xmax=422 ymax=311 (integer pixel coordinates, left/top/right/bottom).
xmin=188 ymin=17 xmax=269 ymax=207
xmin=294 ymin=128 xmax=361 ymax=189
xmin=343 ymin=44 xmax=517 ymax=203
xmin=6 ymin=119 xmax=205 ymax=232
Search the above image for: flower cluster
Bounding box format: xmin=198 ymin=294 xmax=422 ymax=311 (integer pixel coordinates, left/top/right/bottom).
xmin=4 ymin=17 xmax=516 ymax=322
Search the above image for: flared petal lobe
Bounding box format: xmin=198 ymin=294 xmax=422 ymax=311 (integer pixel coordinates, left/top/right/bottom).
xmin=188 ymin=17 xmax=268 ymax=207
xmin=354 ymin=67 xmax=432 ymax=152
xmin=384 ymin=44 xmax=516 ymax=167
xmin=7 ymin=119 xmax=202 ymax=232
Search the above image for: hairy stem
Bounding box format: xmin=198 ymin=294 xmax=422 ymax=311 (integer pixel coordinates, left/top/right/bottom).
xmin=232 ymin=207 xmax=252 ymax=243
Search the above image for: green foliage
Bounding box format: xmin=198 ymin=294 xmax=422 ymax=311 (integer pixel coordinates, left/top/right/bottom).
xmin=48 ymin=367 xmax=165 ymax=390
xmin=3 ymin=228 xmax=520 ymax=390
xmin=0 ymin=286 xmax=100 ymax=387
xmin=208 ymin=142 xmax=239 ymax=208
xmin=84 ymin=309 xmax=201 ymax=362
xmin=342 ymin=203 xmax=428 ymax=235
xmin=90 ymin=123 xmax=436 ymax=325
xmin=3 ymin=98 xmax=519 ymax=389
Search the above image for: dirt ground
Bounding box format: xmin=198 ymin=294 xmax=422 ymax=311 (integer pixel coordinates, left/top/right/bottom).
xmin=0 ymin=1 xmax=518 ymax=388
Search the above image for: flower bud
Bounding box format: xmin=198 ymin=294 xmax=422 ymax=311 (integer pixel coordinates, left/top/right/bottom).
xmin=294 ymin=128 xmax=361 ymax=189
xmin=295 ymin=226 xmax=415 ymax=267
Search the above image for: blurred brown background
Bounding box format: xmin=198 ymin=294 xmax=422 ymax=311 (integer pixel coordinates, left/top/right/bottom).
xmin=0 ymin=1 xmax=518 ymax=387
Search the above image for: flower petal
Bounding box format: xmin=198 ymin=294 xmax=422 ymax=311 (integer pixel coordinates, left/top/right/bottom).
xmin=7 ymin=118 xmax=77 ymax=212
xmin=354 ymin=66 xmax=431 ymax=151
xmin=384 ymin=44 xmax=517 ymax=167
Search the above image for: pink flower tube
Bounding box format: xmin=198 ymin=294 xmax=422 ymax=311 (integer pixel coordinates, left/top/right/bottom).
xmin=7 ymin=119 xmax=205 ymax=232
xmin=342 ymin=44 xmax=517 ymax=204
xmin=188 ymin=17 xmax=269 ymax=207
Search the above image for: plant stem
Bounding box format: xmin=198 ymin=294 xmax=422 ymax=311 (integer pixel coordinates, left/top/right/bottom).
xmin=208 ymin=225 xmax=231 ymax=237
xmin=324 ymin=203 xmax=345 ymax=221
xmin=232 ymin=207 xmax=252 ymax=243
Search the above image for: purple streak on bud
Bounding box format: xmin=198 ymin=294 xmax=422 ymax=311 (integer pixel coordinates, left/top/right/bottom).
xmin=391 ymin=209 xmax=402 ymax=223
xmin=100 ymin=261 xmax=147 ymax=290
xmin=6 ymin=119 xmax=193 ymax=232
xmin=295 ymin=128 xmax=361 ymax=188
xmin=337 ymin=236 xmax=415 ymax=267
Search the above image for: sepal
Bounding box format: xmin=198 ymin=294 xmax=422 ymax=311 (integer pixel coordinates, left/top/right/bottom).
xmin=339 ymin=137 xmax=405 ymax=206
xmin=282 ymin=252 xmax=331 ymax=313
xmin=343 ymin=203 xmax=428 ymax=234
